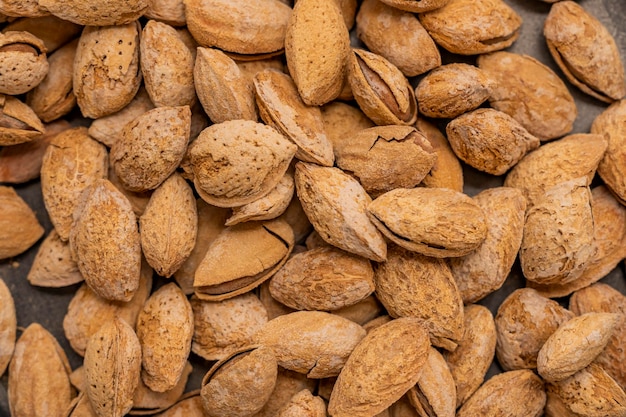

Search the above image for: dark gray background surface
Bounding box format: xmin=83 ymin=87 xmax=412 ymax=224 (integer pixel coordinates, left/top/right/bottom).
xmin=1 ymin=0 xmax=626 ymax=415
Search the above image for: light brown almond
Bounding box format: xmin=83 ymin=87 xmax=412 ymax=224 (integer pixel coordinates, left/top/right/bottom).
xmin=0 ymin=186 xmax=44 ymax=260
xmin=0 ymin=278 xmax=16 ymax=377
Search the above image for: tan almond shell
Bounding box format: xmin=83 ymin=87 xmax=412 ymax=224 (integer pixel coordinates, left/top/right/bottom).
xmin=320 ymin=101 xmax=375 ymax=151
xmin=0 ymin=119 xmax=70 ymax=184
xmin=188 ymin=120 xmax=297 ymax=208
xmin=145 ymin=0 xmax=186 ymax=26
xmin=62 ymin=263 xmax=152 ymax=356
xmin=174 ymin=200 xmax=229 ymax=295
xmin=294 ymin=162 xmax=387 ymax=262
xmin=419 ymin=0 xmax=522 ymax=55
xmin=520 ymin=177 xmax=594 ymax=286
xmin=39 ymin=0 xmax=148 ymax=25
xmin=547 ymin=363 xmax=626 ymax=417
xmin=544 ymin=390 xmax=580 ymax=417
xmin=278 ymin=194 xmax=313 ymax=245
xmin=444 ymin=304 xmax=496 ymax=408
xmin=333 ymin=294 xmax=385 ymax=326
xmin=449 ymin=187 xmax=526 ymax=304
xmin=136 ymin=283 xmax=194 ymax=392
xmin=477 ymin=51 xmax=577 ymax=141
xmin=348 ymin=49 xmax=418 ymax=126
xmin=277 ymin=389 xmax=326 ymax=417
xmin=0 ymin=278 xmax=15 ymax=377
xmin=69 ymin=179 xmax=142 ymax=302
xmin=185 ymin=0 xmax=291 ymax=55
xmin=254 ymin=310 xmax=366 ymax=378
xmin=538 ymin=312 xmax=621 ymax=382
xmin=237 ymin=57 xmax=285 ymax=87
xmin=327 ymin=317 xmax=430 ymax=417
xmin=334 ymin=125 xmax=437 ymax=197
xmin=226 ymin=172 xmax=294 ymax=226
xmin=415 ymin=63 xmax=494 ymax=119
xmin=377 ymin=0 xmax=450 ymax=13
xmin=153 ymin=392 xmax=205 ymax=417
xmin=112 ymin=106 xmax=190 ymax=193
xmin=254 ymin=69 xmax=334 ymax=166
xmin=0 ymin=94 xmax=46 ymax=146
xmin=253 ymin=368 xmax=318 ymax=417
xmin=8 ymin=323 xmax=72 ymax=417
xmin=570 ymin=283 xmax=626 ymax=391
xmin=191 ymin=293 xmax=268 ymax=361
xmin=446 ymin=108 xmax=540 ymax=175
xmin=84 ymin=317 xmax=142 ymax=417
xmin=374 ymin=246 xmax=464 ymax=350
xmin=456 ymin=370 xmax=546 ymax=417
xmin=368 ymin=187 xmax=487 ymax=258
xmin=0 ymin=186 xmax=44 ymax=260
xmin=194 ymin=219 xmax=295 ymax=301
xmin=0 ymin=31 xmax=48 ymax=95
xmin=408 ymin=347 xmax=456 ymax=417
xmin=0 ymin=0 xmax=49 ymax=17
xmin=140 ymin=173 xmax=197 ymax=278
xmin=285 ymin=0 xmax=350 ymax=106
xmin=259 ymin=280 xmax=296 ymax=321
xmin=194 ymin=47 xmax=257 ymax=124
xmin=27 ymin=228 xmax=83 ymax=287
xmin=415 ymin=119 xmax=464 ymax=192
xmin=495 ymin=288 xmax=575 ymax=371
xmin=201 ymin=346 xmax=278 ymax=417
xmin=504 ymin=133 xmax=607 ymax=207
xmin=269 ymin=246 xmax=375 ymax=311
xmin=41 ymin=127 xmax=108 ymax=241
xmin=73 ymin=22 xmax=142 ymax=119
xmin=130 ymin=362 xmax=192 ymax=415
xmin=26 ymin=38 xmax=77 ymax=123
xmin=2 ymin=15 xmax=82 ymax=53
xmin=87 ymin=87 xmax=154 ymax=148
xmin=592 ymin=100 xmax=626 ymax=204
xmin=544 ymin=1 xmax=626 ymax=102
xmin=141 ymin=20 xmax=195 ymax=108
xmin=356 ymin=0 xmax=440 ymax=77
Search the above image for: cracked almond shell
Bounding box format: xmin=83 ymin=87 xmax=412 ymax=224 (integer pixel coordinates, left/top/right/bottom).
xmin=348 ymin=48 xmax=418 ymax=126
xmin=419 ymin=0 xmax=521 ymax=55
xmin=27 ymin=228 xmax=83 ymax=287
xmin=0 ymin=186 xmax=44 ymax=260
xmin=0 ymin=94 xmax=45 ymax=146
xmin=255 ymin=69 xmax=334 ymax=166
xmin=368 ymin=187 xmax=487 ymax=258
xmin=254 ymin=310 xmax=366 ymax=378
xmin=191 ymin=293 xmax=268 ymax=361
xmin=408 ymin=347 xmax=456 ymax=417
xmin=201 ymin=346 xmax=278 ymax=417
xmin=193 ymin=219 xmax=294 ymax=301
xmin=327 ymin=317 xmax=430 ymax=417
xmin=188 ymin=120 xmax=297 ymax=208
xmin=334 ymin=125 xmax=436 ymax=197
xmin=73 ymin=22 xmax=142 ymax=119
xmin=295 ymin=162 xmax=387 ymax=262
xmin=69 ymin=179 xmax=142 ymax=302
xmin=544 ymin=1 xmax=626 ymax=103
xmin=0 ymin=31 xmax=48 ymax=95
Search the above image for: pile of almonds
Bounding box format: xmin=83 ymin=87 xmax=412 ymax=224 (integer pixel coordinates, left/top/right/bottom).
xmin=1 ymin=0 xmax=626 ymax=416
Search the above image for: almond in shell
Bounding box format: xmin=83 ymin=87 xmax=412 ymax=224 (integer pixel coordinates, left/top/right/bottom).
xmin=39 ymin=0 xmax=149 ymax=25
xmin=27 ymin=228 xmax=83 ymax=287
xmin=0 ymin=94 xmax=45 ymax=146
xmin=0 ymin=278 xmax=15 ymax=377
xmin=0 ymin=185 xmax=44 ymax=260
xmin=0 ymin=31 xmax=48 ymax=95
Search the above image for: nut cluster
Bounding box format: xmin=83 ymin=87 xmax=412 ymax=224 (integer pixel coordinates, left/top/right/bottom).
xmin=1 ymin=0 xmax=626 ymax=417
